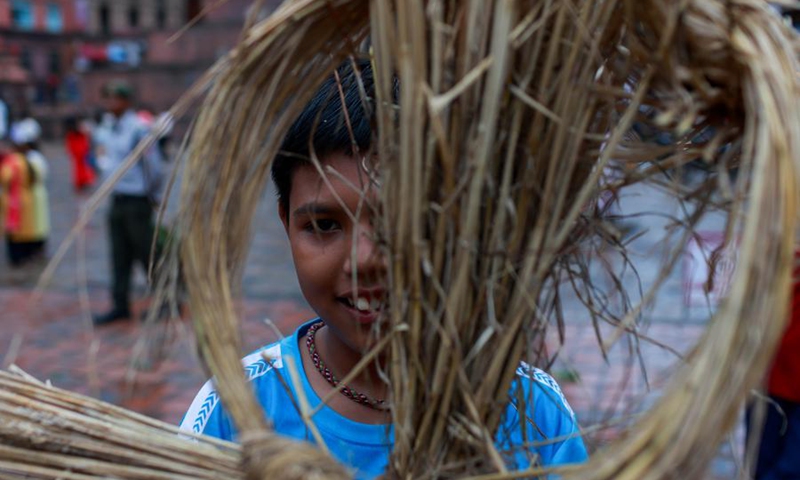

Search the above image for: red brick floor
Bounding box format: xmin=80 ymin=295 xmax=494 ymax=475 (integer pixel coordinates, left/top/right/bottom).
xmin=1 ymin=286 xmax=314 ymax=424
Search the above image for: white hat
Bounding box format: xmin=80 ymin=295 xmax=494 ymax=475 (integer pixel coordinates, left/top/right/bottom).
xmin=10 ymin=118 xmax=42 ymax=145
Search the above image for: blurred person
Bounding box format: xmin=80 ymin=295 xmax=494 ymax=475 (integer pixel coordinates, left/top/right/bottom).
xmin=136 ymin=106 xmax=155 ymax=125
xmin=46 ymin=73 xmax=59 ymax=105
xmin=92 ymin=81 xmax=165 ymax=325
xmin=0 ymin=118 xmax=50 ymax=266
xmin=139 ymin=109 xmax=174 ymax=164
xmin=747 ymin=247 xmax=800 ymax=480
xmin=0 ymin=95 xmax=10 ymax=162
xmin=154 ymin=111 xmax=174 ymax=163
xmin=88 ymin=108 xmax=111 ymax=173
xmin=0 ymin=94 xmax=9 ymax=141
xmin=64 ymin=116 xmax=96 ymax=191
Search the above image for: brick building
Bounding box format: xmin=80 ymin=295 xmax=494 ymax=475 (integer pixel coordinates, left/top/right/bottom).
xmin=0 ymin=0 xmax=280 ymax=137
xmin=78 ymin=0 xmax=279 ymax=130
xmin=0 ymin=0 xmax=87 ymax=123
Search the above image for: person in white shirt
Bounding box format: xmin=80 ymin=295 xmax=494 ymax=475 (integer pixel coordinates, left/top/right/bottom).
xmin=92 ymin=81 xmax=165 ymax=325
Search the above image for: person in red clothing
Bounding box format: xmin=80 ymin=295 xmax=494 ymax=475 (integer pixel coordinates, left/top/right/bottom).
xmin=748 ymin=248 xmax=800 ymax=480
xmin=64 ymin=116 xmax=96 ymax=191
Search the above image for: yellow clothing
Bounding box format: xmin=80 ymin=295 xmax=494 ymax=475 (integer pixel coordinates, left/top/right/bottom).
xmin=0 ymin=152 xmax=43 ymax=242
xmin=26 ymin=150 xmax=51 ymax=239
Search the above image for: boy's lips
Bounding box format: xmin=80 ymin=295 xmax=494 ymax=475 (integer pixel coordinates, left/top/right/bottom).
xmin=337 ymin=289 xmax=386 ymax=324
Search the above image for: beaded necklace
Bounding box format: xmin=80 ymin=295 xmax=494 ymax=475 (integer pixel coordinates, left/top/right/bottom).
xmin=305 ymin=322 xmax=388 ymax=411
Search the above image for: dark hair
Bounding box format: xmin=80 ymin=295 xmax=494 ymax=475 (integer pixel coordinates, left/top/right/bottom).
xmin=64 ymin=116 xmax=79 ymax=133
xmin=93 ymin=108 xmax=105 ymax=124
xmin=102 ymin=80 xmax=133 ymax=100
xmin=271 ymin=59 xmax=376 ymax=215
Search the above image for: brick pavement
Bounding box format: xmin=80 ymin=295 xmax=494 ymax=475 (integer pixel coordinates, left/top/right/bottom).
xmin=0 ymin=143 xmax=740 ymax=478
xmin=1 ymin=285 xmax=313 ymax=424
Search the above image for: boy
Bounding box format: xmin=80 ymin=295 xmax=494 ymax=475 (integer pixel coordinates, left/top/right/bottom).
xmin=180 ymin=60 xmax=587 ymax=479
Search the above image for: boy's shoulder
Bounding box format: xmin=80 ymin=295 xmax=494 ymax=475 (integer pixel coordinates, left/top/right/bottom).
xmin=242 ymin=341 xmax=285 ymax=377
xmin=230 ymin=330 xmax=301 ymax=383
xmin=515 ymin=362 xmax=575 ymax=418
xmin=181 ymin=335 xmax=295 ymax=435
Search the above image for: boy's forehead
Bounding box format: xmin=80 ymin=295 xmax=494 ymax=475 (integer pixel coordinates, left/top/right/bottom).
xmin=290 ymin=153 xmax=379 ymax=203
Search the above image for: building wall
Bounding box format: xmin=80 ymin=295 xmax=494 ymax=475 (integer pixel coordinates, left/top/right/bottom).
xmin=0 ymin=0 xmax=281 ymax=137
xmin=0 ymin=1 xmax=10 ymax=27
xmin=85 ymin=0 xmax=205 ymax=36
xmin=0 ymin=0 xmax=85 ymax=32
xmin=80 ymin=0 xmax=278 ymax=111
xmin=145 ymin=26 xmax=241 ymax=65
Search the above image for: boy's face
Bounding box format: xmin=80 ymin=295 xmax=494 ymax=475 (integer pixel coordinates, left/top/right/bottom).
xmin=280 ymin=152 xmax=385 ymax=353
xmin=105 ymin=94 xmax=129 ymax=117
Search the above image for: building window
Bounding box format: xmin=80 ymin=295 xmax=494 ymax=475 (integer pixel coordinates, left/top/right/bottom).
xmin=186 ymin=0 xmax=201 ymax=22
xmin=48 ymin=49 xmax=60 ymax=73
xmin=99 ymin=2 xmax=111 ymax=35
xmin=11 ymin=0 xmax=35 ymax=30
xmin=45 ymin=3 xmax=64 ymax=32
xmin=128 ymin=5 xmax=139 ymax=28
xmin=19 ymin=47 xmax=32 ymax=71
xmin=74 ymin=0 xmax=89 ymax=29
xmin=156 ymin=0 xmax=167 ymax=29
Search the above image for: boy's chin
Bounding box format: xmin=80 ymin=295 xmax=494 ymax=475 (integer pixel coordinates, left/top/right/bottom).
xmin=333 ymin=319 xmax=387 ymax=353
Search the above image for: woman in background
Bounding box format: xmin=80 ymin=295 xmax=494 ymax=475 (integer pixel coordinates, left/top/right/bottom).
xmin=0 ymin=118 xmax=50 ymax=266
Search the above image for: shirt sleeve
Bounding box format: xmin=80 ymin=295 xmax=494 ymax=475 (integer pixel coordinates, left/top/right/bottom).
xmin=179 ymin=379 xmax=235 ymax=440
xmin=137 ymin=124 xmax=166 ymax=203
xmin=179 ymin=343 xmax=284 ymax=442
xmin=27 ymin=152 xmax=48 ymax=180
xmin=498 ymin=364 xmax=588 ymax=473
xmin=540 ymin=399 xmax=589 ymax=467
xmin=530 ymin=369 xmax=588 ymax=466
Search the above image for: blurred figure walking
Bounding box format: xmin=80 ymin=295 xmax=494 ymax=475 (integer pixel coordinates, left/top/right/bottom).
xmin=64 ymin=116 xmax=96 ymax=191
xmin=92 ymin=81 xmax=165 ymax=325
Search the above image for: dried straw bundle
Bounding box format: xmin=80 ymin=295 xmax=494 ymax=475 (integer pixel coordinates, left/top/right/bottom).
xmin=0 ymin=365 xmax=347 ymax=479
xmin=372 ymin=1 xmax=800 ymax=479
xmin=0 ymin=369 xmax=241 ymax=479
xmin=2 ymin=0 xmax=798 ymax=479
xmin=178 ymin=0 xmax=798 ymax=478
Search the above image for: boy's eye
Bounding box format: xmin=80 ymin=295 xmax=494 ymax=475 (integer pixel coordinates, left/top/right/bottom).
xmin=306 ymin=218 xmax=340 ymax=233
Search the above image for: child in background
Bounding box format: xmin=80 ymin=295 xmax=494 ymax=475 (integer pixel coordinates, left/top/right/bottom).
xmin=64 ymin=116 xmax=96 ymax=191
xmin=180 ymin=60 xmax=587 ymax=479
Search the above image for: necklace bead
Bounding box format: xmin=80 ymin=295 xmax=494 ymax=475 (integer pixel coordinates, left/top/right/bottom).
xmin=305 ymin=322 xmax=388 ymax=411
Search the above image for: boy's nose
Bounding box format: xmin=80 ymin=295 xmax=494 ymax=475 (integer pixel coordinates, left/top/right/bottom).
xmin=343 ymin=225 xmax=386 ymax=280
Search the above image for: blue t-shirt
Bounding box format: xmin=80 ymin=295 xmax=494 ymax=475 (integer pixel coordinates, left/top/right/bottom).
xmin=180 ymin=320 xmax=587 ymax=478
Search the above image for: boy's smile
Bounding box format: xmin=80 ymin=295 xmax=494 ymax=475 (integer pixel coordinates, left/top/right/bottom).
xmin=281 ymin=152 xmax=386 ymax=357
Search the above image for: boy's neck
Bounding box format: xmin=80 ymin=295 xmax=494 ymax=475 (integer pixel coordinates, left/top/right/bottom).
xmin=316 ymin=324 xmax=387 ymax=393
xmin=299 ymin=323 xmax=390 ymax=424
